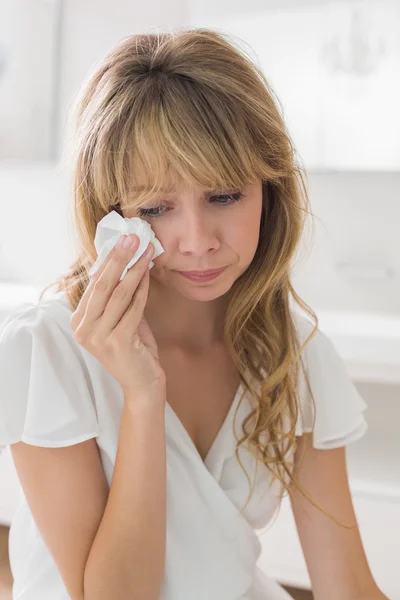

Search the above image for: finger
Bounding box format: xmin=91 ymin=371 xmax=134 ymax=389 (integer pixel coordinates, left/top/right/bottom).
xmin=114 ymin=265 xmax=151 ymax=339
xmin=94 ymin=242 xmax=154 ymax=333
xmin=71 ymin=234 xmax=139 ymax=329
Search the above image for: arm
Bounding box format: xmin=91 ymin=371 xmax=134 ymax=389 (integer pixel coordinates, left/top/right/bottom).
xmin=288 ymin=433 xmax=389 ymax=600
xmin=10 ymin=391 xmax=167 ymax=600
xmin=84 ymin=392 xmax=167 ymax=599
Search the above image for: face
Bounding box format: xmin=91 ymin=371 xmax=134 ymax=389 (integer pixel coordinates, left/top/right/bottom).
xmin=121 ymin=180 xmax=264 ymax=302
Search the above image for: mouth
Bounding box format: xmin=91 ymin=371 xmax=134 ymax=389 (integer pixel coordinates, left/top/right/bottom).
xmin=179 ymin=268 xmax=226 ymax=276
xmin=177 ymin=267 xmax=227 ymax=282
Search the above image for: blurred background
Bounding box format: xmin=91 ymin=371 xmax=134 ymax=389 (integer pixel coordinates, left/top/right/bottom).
xmin=0 ymin=1 xmax=399 ymax=599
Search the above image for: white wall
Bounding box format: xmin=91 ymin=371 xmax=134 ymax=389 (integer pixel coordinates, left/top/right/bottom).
xmin=57 ymin=0 xmax=190 ymax=156
xmin=0 ymin=0 xmax=190 ymax=288
xmin=0 ymin=0 xmax=59 ymax=161
xmin=0 ymin=0 xmax=399 ymax=316
xmin=0 ymin=164 xmax=72 ymax=287
xmin=188 ymin=0 xmax=351 ymax=21
xmin=291 ymin=171 xmax=400 ymax=314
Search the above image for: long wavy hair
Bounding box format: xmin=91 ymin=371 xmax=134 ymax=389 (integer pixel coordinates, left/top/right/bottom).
xmin=41 ymin=28 xmax=348 ymax=527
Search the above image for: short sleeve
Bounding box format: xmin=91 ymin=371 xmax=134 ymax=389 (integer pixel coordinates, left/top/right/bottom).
xmin=293 ymin=311 xmax=368 ymax=449
xmin=0 ymin=303 xmax=100 ymax=452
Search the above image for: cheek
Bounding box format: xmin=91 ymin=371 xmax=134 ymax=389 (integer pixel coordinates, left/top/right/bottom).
xmin=149 ymin=227 xmax=169 ymax=268
xmin=234 ymin=226 xmax=260 ymax=261
xmin=231 ymin=205 xmax=262 ymax=260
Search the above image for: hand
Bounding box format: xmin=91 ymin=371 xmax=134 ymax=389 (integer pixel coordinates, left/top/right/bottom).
xmin=70 ymin=234 xmax=166 ymax=398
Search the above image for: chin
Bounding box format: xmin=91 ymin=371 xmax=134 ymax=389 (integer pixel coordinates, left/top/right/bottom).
xmin=175 ymin=279 xmax=234 ymax=301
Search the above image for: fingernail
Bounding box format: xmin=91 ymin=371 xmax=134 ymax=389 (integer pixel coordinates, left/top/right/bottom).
xmin=116 ymin=235 xmax=125 ymax=248
xmin=123 ymin=235 xmax=134 ymax=249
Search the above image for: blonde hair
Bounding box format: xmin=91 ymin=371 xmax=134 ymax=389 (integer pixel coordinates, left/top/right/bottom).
xmin=42 ymin=28 xmax=351 ymax=527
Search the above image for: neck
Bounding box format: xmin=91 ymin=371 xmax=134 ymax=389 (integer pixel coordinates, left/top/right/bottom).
xmin=144 ymin=279 xmax=230 ymax=352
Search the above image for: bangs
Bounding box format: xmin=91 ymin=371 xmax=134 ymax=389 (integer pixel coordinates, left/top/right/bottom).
xmin=121 ymin=75 xmax=267 ymax=209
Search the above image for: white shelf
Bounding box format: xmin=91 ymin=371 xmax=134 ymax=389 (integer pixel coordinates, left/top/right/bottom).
xmin=348 ymin=432 xmax=400 ymax=502
xmin=257 ymin=493 xmax=400 ymax=599
xmin=346 ymin=380 xmax=400 ymax=499
xmin=316 ymin=310 xmax=400 ymax=385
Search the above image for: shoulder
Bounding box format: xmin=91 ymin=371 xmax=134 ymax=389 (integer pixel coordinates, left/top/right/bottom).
xmin=291 ymin=308 xmax=325 ymax=348
xmin=290 ymin=309 xmax=368 ymax=449
xmin=0 ymin=292 xmax=100 ymax=451
xmin=1 ymin=291 xmax=73 ymax=340
xmin=0 ymin=291 xmax=89 ymax=370
xmin=291 ymin=309 xmax=352 ymax=381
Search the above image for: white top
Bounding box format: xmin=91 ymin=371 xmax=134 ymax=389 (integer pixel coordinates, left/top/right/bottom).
xmin=0 ymin=292 xmax=368 ymax=600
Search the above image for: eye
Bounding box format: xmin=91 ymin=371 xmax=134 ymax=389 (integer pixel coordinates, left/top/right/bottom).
xmin=138 ymin=191 xmax=245 ymax=219
xmin=138 ymin=205 xmax=166 ymax=218
xmin=212 ymin=192 xmax=245 ymax=205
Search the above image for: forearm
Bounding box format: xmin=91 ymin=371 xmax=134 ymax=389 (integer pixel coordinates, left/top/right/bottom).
xmin=83 ymin=392 xmax=167 ymax=600
xmin=348 ymin=593 xmax=390 ymax=600
xmin=317 ymin=587 xmax=390 ymax=600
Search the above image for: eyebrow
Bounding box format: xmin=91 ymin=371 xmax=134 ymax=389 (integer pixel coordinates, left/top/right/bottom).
xmin=131 ymin=185 xmax=173 ymax=193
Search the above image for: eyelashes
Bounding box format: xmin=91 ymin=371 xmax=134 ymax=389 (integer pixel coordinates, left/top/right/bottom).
xmin=138 ymin=192 xmax=245 ymax=219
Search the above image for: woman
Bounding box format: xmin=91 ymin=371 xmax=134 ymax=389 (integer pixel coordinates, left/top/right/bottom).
xmin=0 ymin=28 xmax=388 ymax=600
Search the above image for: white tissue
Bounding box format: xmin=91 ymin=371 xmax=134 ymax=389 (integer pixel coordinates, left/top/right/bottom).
xmin=89 ymin=210 xmax=165 ymax=282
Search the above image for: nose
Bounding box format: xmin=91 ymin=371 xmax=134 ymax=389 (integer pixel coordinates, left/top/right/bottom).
xmin=177 ymin=208 xmax=220 ymax=256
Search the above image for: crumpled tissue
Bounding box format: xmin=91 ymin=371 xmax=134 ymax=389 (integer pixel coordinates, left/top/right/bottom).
xmin=89 ymin=210 xmax=165 ymax=282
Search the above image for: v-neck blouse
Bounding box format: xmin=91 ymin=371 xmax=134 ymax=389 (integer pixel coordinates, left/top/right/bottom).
xmin=0 ymin=292 xmax=368 ymax=599
xmin=165 ymin=378 xmax=244 ymax=477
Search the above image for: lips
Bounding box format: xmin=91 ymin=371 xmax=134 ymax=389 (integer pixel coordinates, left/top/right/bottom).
xmin=179 ymin=268 xmax=225 ymax=276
